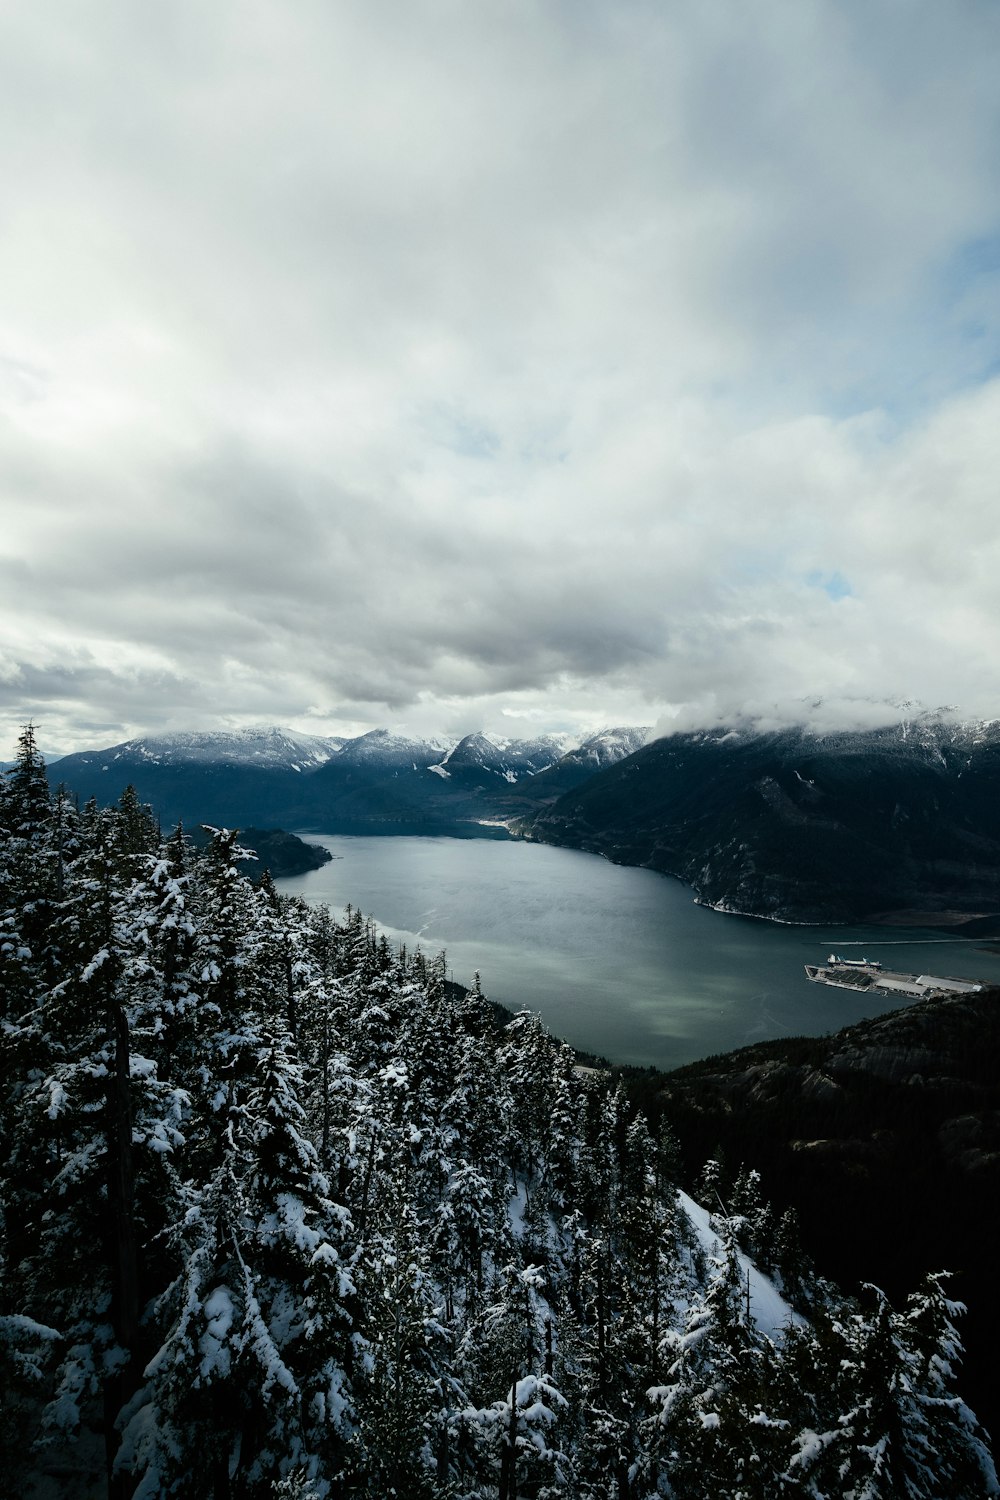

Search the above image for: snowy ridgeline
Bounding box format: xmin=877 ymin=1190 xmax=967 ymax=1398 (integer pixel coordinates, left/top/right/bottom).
xmin=48 ymin=725 xmax=560 ymax=773
xmin=1 ymin=731 xmax=997 ymax=1499
xmin=51 ymin=722 xmax=650 ymax=783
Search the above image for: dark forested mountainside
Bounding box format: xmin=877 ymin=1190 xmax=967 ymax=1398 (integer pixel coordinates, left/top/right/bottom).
xmin=618 ymin=987 xmax=1000 ymax=1444
xmin=524 ymin=719 xmax=1000 ymax=924
xmin=1 ymin=728 xmax=997 ymax=1499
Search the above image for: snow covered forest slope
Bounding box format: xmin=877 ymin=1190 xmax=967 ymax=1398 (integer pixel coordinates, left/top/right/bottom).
xmin=1 ymin=727 xmax=996 ymax=1498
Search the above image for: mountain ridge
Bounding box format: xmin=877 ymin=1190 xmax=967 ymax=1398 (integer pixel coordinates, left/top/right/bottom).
xmin=523 ymin=717 xmax=1000 ymax=924
xmin=48 ymin=723 xmax=645 ymax=833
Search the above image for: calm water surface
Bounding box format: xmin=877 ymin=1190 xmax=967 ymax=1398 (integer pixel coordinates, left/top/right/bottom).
xmin=277 ymin=836 xmax=1000 ymax=1071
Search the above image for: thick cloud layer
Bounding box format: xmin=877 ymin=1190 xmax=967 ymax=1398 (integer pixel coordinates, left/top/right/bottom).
xmin=2 ymin=1 xmax=1000 ymax=754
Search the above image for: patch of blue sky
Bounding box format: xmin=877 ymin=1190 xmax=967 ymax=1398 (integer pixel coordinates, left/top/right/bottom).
xmin=443 ymin=415 xmax=500 ymax=460
xmin=805 ymin=297 xmax=1000 ymax=431
xmin=420 ymin=402 xmax=500 ymax=460
xmin=917 ymin=230 xmax=1000 ymax=384
xmin=807 ymin=570 xmax=853 ymax=601
xmin=738 ymin=230 xmax=1000 ymax=432
xmin=448 ymin=420 xmax=500 ymax=460
xmin=938 ymin=232 xmax=1000 ymax=298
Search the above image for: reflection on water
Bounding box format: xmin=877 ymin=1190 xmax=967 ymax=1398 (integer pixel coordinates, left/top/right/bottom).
xmin=276 ymin=836 xmax=1000 ymax=1071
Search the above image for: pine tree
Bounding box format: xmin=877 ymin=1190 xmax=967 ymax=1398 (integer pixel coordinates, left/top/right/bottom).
xmin=643 ymin=1227 xmax=779 ymax=1498
xmin=351 ymin=1162 xmax=443 ymax=1499
xmin=791 ymin=1282 xmax=1000 ymax=1500
xmin=0 ymin=722 xmax=57 ymax=1016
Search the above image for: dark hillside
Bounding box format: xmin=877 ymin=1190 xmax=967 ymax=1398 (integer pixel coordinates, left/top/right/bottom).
xmin=186 ymin=825 xmax=332 ymax=877
xmin=53 ymin=755 xmax=313 ymax=830
xmin=622 ymin=986 xmax=1000 ymax=1437
xmin=525 ymin=721 xmax=1000 ymax=923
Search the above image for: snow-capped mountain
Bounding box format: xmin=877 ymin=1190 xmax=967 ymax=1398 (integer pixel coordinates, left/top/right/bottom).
xmin=332 ymin=729 xmax=453 ymax=768
xmin=49 ymin=728 xmax=348 ymax=831
xmin=35 ymin=712 xmax=1000 ymax=924
xmin=504 ymin=727 xmax=652 ymax=808
xmin=43 ymin=722 xmax=656 ymax=834
xmin=54 ymin=726 xmax=344 ymax=773
xmin=554 ymin=725 xmax=650 ymax=772
xmin=432 ymin=731 xmax=574 ymax=784
xmin=41 ymin=721 xmax=664 ymax=837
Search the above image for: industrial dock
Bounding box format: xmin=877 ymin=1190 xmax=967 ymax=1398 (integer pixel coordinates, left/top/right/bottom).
xmin=804 ymin=954 xmax=984 ymax=999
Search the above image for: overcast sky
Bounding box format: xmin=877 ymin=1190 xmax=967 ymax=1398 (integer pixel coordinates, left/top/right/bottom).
xmin=2 ymin=1 xmax=1000 ymax=755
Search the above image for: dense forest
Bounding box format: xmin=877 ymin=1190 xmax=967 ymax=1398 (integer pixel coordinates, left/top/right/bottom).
xmin=1 ymin=727 xmax=997 ymax=1499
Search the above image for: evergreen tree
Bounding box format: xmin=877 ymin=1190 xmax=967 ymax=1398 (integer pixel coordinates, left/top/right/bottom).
xmin=0 ymin=722 xmax=57 ymax=1016
xmin=351 ymin=1163 xmax=443 ymax=1499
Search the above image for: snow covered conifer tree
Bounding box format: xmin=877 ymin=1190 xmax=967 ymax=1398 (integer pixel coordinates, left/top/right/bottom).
xmin=0 ymin=722 xmax=57 ymax=1015
xmin=896 ymin=1273 xmax=999 ymax=1497
xmin=191 ymin=826 xmax=259 ymax=1024
xmin=643 ymin=1224 xmax=780 ymax=1498
xmin=795 ymin=1282 xmax=1000 ymax=1500
xmin=120 ymin=1027 xmax=358 ymax=1498
xmin=351 ymin=1158 xmax=445 ymax=1499
xmin=464 ymin=1261 xmax=568 ymax=1500
xmin=695 ymin=1151 xmax=728 ymax=1216
xmin=241 ymin=1031 xmax=358 ymax=1487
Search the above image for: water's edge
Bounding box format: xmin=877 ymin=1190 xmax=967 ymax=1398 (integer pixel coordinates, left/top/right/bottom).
xmin=277 ymin=833 xmax=1000 ymax=1071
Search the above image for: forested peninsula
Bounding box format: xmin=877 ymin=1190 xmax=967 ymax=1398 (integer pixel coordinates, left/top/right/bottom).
xmin=2 ymin=727 xmax=997 ymax=1499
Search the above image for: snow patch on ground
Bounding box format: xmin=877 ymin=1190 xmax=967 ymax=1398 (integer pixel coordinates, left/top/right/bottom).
xmin=678 ymin=1191 xmax=804 ymax=1339
xmin=508 ymin=1178 xmax=529 ymax=1239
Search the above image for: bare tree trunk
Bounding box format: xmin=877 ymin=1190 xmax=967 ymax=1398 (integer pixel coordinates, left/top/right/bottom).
xmin=112 ymin=997 xmax=139 ymax=1353
xmin=498 ymin=1371 xmax=518 ymax=1500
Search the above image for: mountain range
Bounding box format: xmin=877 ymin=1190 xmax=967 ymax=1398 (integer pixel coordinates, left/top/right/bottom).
xmin=50 ymin=724 xmax=647 ymax=834
xmin=48 ymin=714 xmax=1000 ymax=925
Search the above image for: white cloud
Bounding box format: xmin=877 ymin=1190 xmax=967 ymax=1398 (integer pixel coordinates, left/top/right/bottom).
xmin=1 ymin=0 xmax=999 ymax=753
